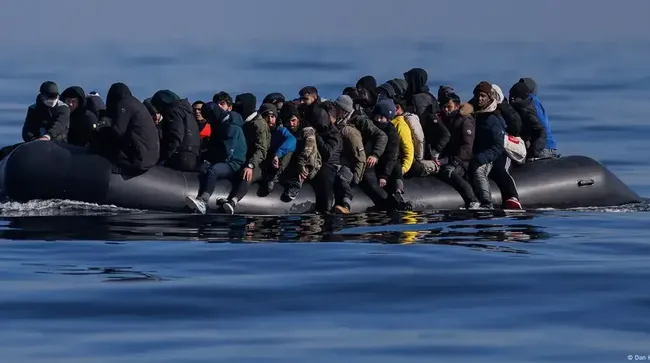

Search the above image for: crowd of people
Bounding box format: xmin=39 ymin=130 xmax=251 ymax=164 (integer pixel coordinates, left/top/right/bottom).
xmin=19 ymin=68 xmax=559 ymax=214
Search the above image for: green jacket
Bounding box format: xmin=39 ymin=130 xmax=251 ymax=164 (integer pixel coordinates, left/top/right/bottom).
xmin=242 ymin=112 xmax=270 ymax=168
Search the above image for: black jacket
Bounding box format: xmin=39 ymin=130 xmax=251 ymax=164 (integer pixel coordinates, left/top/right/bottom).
xmin=151 ymin=90 xmax=200 ymax=170
xmin=511 ymin=98 xmax=546 ymax=158
xmin=374 ymin=120 xmax=399 ymax=180
xmin=22 ymin=96 xmax=70 ymax=142
xmin=496 ymin=101 xmax=522 ymax=137
xmin=91 ymin=83 xmax=160 ymax=174
xmin=61 ymin=86 xmax=99 ymax=147
xmin=312 ymin=107 xmax=342 ymax=165
xmin=441 ymin=110 xmax=475 ymax=168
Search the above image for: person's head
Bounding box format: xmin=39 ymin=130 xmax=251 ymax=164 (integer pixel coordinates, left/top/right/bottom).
xmin=105 ymin=82 xmax=132 ymax=116
xmin=151 ymin=89 xmax=181 ymax=114
xmin=299 ymin=86 xmax=318 ymax=106
xmin=263 ymin=92 xmax=285 ymax=111
xmin=372 ymin=99 xmax=396 ymax=123
xmin=201 ymin=102 xmax=227 ymax=123
xmin=491 ymin=84 xmax=505 ymax=104
xmin=509 ymin=82 xmax=530 ymax=103
xmin=355 ymin=75 xmax=378 ymax=107
xmin=393 ymin=96 xmax=407 ymax=116
xmin=342 ymin=87 xmax=358 ymax=99
xmin=441 ymin=94 xmax=461 ymax=117
xmin=377 ymin=82 xmax=397 ymax=100
xmin=39 ymin=81 xmax=59 ymax=108
xmin=319 ymin=101 xmax=338 ymax=125
xmin=473 ymin=81 xmax=493 ymax=109
xmin=259 ymin=103 xmax=278 ymax=128
xmin=143 ymin=98 xmax=162 ymax=125
xmin=192 ymin=101 xmax=205 ymax=121
xmin=213 ymin=92 xmax=233 ymax=112
xmin=334 ymin=95 xmax=354 ymax=119
xmin=233 ymin=93 xmax=257 ymax=118
xmin=279 ymin=103 xmax=301 ymax=132
xmin=60 ymin=86 xmax=85 ymax=113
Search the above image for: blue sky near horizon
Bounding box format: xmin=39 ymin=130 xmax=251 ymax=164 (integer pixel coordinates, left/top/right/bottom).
xmin=0 ymin=0 xmax=649 ymax=47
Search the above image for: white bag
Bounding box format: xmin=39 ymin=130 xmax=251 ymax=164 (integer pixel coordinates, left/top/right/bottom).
xmin=504 ymin=134 xmax=526 ymax=164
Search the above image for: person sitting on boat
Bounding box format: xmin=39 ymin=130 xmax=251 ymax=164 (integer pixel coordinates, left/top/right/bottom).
xmin=393 ymin=96 xmax=438 ymax=177
xmin=298 ymin=86 xmax=322 ymax=125
xmin=233 ymin=93 xmax=258 ymax=124
xmin=219 ymin=103 xmax=273 ymax=214
xmin=509 ymin=80 xmax=555 ymax=161
xmin=279 ymin=103 xmax=322 ymax=201
xmin=520 ymin=77 xmax=557 ymax=159
xmin=150 ymin=90 xmax=201 ymax=172
xmin=185 ymin=102 xmax=247 ymax=214
xmin=328 ymin=97 xmax=366 ymax=214
xmin=355 ymin=75 xmax=379 ymax=116
xmin=308 ymin=104 xmax=343 ymax=213
xmin=436 ymin=91 xmax=481 ymax=210
xmin=23 ymin=81 xmax=70 ymax=143
xmin=365 ymin=99 xmax=409 ymax=210
xmin=192 ymin=101 xmax=211 ymax=157
xmin=86 ymin=91 xmax=105 ymax=118
xmin=262 ymin=93 xmax=285 ymax=113
xmin=403 ymin=68 xmax=450 ymax=166
xmin=60 ymin=86 xmax=99 ymax=147
xmin=388 ymin=98 xmax=415 ymax=178
xmin=260 ymin=105 xmax=297 ymax=194
xmin=213 ymin=91 xmax=234 ymax=112
xmin=89 ymin=82 xmax=160 ymax=176
xmin=142 ymin=98 xmax=163 ymax=142
xmin=464 ymin=81 xmax=507 ymax=209
xmin=491 ymin=85 xmax=522 ymax=138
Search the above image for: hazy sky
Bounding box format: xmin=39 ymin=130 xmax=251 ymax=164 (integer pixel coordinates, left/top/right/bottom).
xmin=0 ymin=0 xmax=649 ymax=47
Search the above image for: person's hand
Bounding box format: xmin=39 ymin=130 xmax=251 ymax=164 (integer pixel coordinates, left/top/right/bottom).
xmin=272 ymin=156 xmax=279 ymax=168
xmin=38 ymin=135 xmax=51 ymax=141
xmin=242 ymin=167 xmax=254 ymax=182
xmin=366 ymin=155 xmax=377 ymax=168
xmin=379 ymin=178 xmax=387 ymax=188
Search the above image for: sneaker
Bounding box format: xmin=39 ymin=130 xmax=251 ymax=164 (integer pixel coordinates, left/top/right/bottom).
xmin=216 ymin=198 xmax=228 ymax=206
xmin=266 ymin=179 xmax=276 ymax=193
xmin=468 ymin=202 xmax=481 ymax=210
xmin=221 ymin=200 xmax=235 ymax=215
xmin=334 ymin=204 xmax=350 ymax=214
xmin=186 ymin=196 xmax=207 ymax=214
xmin=505 ymin=197 xmax=523 ymax=210
xmin=480 ymin=203 xmax=494 ymax=210
xmin=283 ymin=185 xmax=301 ymax=201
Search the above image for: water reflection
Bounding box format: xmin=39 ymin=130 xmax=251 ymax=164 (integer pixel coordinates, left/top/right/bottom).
xmin=0 ymin=210 xmax=551 ymax=253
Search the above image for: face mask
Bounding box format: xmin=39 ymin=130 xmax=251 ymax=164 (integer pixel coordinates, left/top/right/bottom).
xmin=42 ymin=97 xmax=59 ymax=108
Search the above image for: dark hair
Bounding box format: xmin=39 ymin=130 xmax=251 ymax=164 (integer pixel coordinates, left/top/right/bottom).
xmin=192 ymin=100 xmax=204 ymax=108
xmin=212 ymin=92 xmax=233 ymax=106
xmin=319 ymin=101 xmax=337 ymax=117
xmin=299 ymin=86 xmax=318 ymax=97
xmin=393 ymin=96 xmax=406 ymax=111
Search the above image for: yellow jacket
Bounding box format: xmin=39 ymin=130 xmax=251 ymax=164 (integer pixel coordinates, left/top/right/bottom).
xmin=391 ymin=115 xmax=414 ymax=174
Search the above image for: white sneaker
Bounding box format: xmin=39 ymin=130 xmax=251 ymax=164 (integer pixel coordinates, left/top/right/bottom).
xmin=468 ymin=202 xmax=481 ymax=210
xmin=185 ymin=196 xmax=207 ymax=214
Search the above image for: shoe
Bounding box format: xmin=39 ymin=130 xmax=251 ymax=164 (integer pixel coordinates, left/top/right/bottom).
xmin=480 ymin=203 xmax=494 ymax=210
xmin=186 ymin=196 xmax=207 ymax=214
xmin=266 ymin=180 xmax=276 ymax=193
xmin=216 ymin=198 xmax=228 ymax=206
xmin=468 ymin=202 xmax=481 ymax=210
xmin=221 ymin=200 xmax=235 ymax=215
xmin=334 ymin=205 xmax=350 ymax=214
xmin=505 ymin=197 xmax=523 ymax=210
xmin=283 ymin=185 xmax=300 ymax=201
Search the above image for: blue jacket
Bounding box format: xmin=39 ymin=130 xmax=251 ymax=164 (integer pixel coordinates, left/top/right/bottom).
xmin=201 ymin=102 xmax=247 ymax=171
xmin=473 ymin=112 xmax=506 ymax=166
xmin=270 ymin=125 xmax=296 ymax=159
xmin=530 ymin=94 xmax=556 ymax=149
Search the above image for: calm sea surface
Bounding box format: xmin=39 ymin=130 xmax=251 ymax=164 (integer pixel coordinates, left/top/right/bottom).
xmin=0 ymin=41 xmax=649 ymax=362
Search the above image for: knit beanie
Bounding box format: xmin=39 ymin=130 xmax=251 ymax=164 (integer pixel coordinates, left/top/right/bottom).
xmin=509 ymin=82 xmax=530 ymax=100
xmin=263 ymin=92 xmax=285 ymax=105
xmin=473 ymin=81 xmax=493 ymax=97
xmin=279 ymin=102 xmax=300 ymax=123
xmin=334 ymin=95 xmax=355 ymax=113
xmin=373 ymin=99 xmax=396 ymax=120
xmin=258 ymin=103 xmax=277 ymax=116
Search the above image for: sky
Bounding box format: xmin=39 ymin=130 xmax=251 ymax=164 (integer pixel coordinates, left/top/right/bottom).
xmin=0 ymin=0 xmax=649 ymax=47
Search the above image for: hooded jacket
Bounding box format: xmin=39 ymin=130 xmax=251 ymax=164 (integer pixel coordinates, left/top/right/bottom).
xmin=390 ymin=115 xmax=414 ymax=174
xmin=201 ymin=102 xmax=247 ymax=171
xmin=93 ymin=82 xmax=160 ymax=173
xmin=518 ymin=78 xmax=556 ymax=149
xmin=349 ymin=111 xmax=387 ymax=159
xmin=23 ymin=95 xmax=70 ymax=142
xmin=441 ymin=109 xmax=475 ymax=168
xmin=270 ymin=124 xmax=296 ymax=160
xmin=312 ymin=107 xmax=342 ymax=165
xmin=60 ymin=86 xmax=99 ymax=147
xmin=242 ymin=112 xmax=271 ymax=169
xmin=335 ymin=114 xmax=366 ymax=183
xmin=510 ymin=98 xmax=547 ymax=158
xmin=373 ymin=120 xmax=399 ymax=181
xmin=151 ymin=90 xmax=201 ymax=169
xmin=461 ymin=103 xmax=506 ymax=166
xmin=356 ymin=75 xmax=379 ymax=112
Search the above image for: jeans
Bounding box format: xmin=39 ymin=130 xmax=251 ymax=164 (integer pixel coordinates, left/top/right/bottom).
xmin=334 ymin=165 xmax=354 ymax=206
xmin=165 ymin=151 xmax=198 ymax=172
xmin=491 ymin=155 xmax=519 ymax=201
xmin=471 ymin=162 xmax=493 ymax=205
xmin=438 ymin=164 xmax=478 ymax=206
xmin=263 ymin=152 xmax=293 ymax=183
xmin=198 ymin=162 xmax=236 ymax=199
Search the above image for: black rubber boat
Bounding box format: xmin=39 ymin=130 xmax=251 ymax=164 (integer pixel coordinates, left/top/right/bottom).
xmin=0 ymin=141 xmax=641 ymax=213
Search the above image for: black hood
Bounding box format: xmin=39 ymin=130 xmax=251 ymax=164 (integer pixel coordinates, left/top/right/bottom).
xmin=201 ymin=102 xmax=227 ymax=124
xmin=86 ymin=94 xmax=105 ymax=117
xmin=151 ymin=89 xmax=181 ymax=112
xmin=519 ymin=77 xmax=538 ymax=95
xmin=404 ymin=68 xmax=429 ymax=94
xmin=355 ymin=75 xmax=378 ymax=106
xmin=105 ymin=82 xmax=133 ymax=116
xmin=311 ymin=106 xmax=331 ymax=133
xmin=233 ymin=93 xmax=257 ymax=119
xmin=60 ymin=86 xmax=86 ymax=110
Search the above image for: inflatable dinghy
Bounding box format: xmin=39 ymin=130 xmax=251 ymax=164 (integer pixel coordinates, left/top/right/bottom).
xmin=0 ymin=141 xmax=641 ymax=214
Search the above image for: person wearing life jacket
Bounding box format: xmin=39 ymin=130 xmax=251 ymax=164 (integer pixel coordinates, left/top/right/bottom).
xmin=514 ymin=77 xmax=559 ymax=160
xmin=403 ymin=68 xmax=450 ymax=163
xmin=509 ymin=81 xmax=547 ymax=161
xmin=355 ymin=75 xmax=379 ymax=115
xmin=22 ymin=81 xmax=70 ymax=142
xmin=192 ymin=100 xmax=211 ymax=157
xmin=219 ymin=102 xmax=272 ymax=214
xmin=150 ymin=90 xmax=201 ymax=172
xmin=60 ymin=86 xmax=99 ymax=147
xmin=185 ymin=102 xmax=247 ymax=214
xmin=263 ymin=92 xmax=286 ymax=112
xmin=89 ymin=82 xmax=160 ymax=176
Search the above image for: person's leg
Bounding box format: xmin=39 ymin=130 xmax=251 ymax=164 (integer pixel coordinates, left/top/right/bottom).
xmin=312 ymin=163 xmax=337 ymax=213
xmin=187 ymin=162 xmax=234 ymax=214
xmin=438 ymin=165 xmax=479 ymax=209
xmin=360 ymin=167 xmax=389 ymax=206
xmin=471 ymin=162 xmax=494 ymax=208
xmin=333 ymin=166 xmax=354 ymax=213
xmin=491 ymin=155 xmax=521 ymax=209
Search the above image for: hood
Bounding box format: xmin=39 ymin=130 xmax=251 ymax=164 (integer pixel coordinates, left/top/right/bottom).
xmin=404 ymin=68 xmax=429 ymax=94
xmin=519 ymin=78 xmax=538 ymax=95
xmin=311 ymin=107 xmax=331 ymax=133
xmin=151 ymin=89 xmax=181 ymax=112
xmin=201 ymin=102 xmax=228 ymax=125
xmin=143 ymin=98 xmax=158 ymax=116
xmin=491 ymin=84 xmax=505 ymax=103
xmin=176 ymin=98 xmax=193 ymax=113
xmin=234 ymin=93 xmax=257 ymax=120
xmin=86 ymin=94 xmax=105 ymax=117
xmin=509 ymin=82 xmax=530 ymax=101
xmin=388 ymin=79 xmax=408 ymax=97
xmin=263 ymin=92 xmax=285 ymax=105
xmin=378 ymin=82 xmax=396 ymax=99
xmin=437 ymin=85 xmax=456 ymax=103
xmin=355 ymin=75 xmax=378 ymax=103
xmin=105 ymin=82 xmax=133 ymax=116
xmin=60 ymin=86 xmax=86 ymax=109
